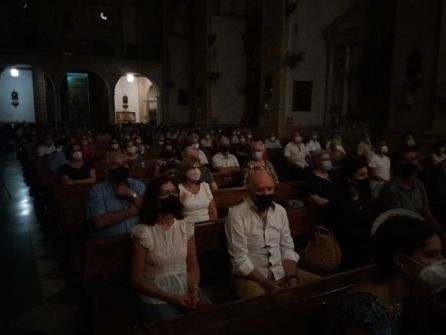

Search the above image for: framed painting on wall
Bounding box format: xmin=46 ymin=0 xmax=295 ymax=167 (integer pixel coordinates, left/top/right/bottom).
xmin=115 ymin=111 xmax=136 ymax=123
xmin=292 ymin=81 xmax=312 ymax=112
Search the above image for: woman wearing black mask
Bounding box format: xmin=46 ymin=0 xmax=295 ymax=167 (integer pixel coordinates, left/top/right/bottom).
xmin=131 ymin=175 xmax=210 ymax=321
xmin=329 ymin=156 xmax=375 ymax=268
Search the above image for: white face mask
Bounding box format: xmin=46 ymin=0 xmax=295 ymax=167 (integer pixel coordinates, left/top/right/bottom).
xmin=135 ymin=139 xmax=142 ymax=144
xmin=295 ymin=136 xmax=302 ymax=143
xmin=321 ymin=160 xmax=332 ymax=172
xmin=72 ymin=151 xmax=83 ymax=161
xmin=111 ymin=144 xmax=119 ymax=150
xmin=411 ymin=258 xmax=446 ymax=294
xmin=247 ymin=134 xmax=253 ymax=139
xmin=270 ymin=137 xmax=276 ymax=141
xmin=186 ymin=168 xmax=201 ymax=181
xmin=381 ymin=145 xmax=389 ymax=154
xmin=192 ymin=143 xmax=200 ymax=150
xmin=127 ymin=146 xmax=137 ymax=154
xmin=336 ymin=144 xmax=343 ymax=151
xmin=252 ymin=151 xmax=262 ymax=160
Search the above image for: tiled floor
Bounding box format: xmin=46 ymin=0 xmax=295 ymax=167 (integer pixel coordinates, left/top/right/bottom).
xmin=0 ymin=147 xmax=86 ymax=335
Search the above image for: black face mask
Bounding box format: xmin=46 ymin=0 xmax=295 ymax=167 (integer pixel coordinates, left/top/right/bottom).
xmin=158 ymin=195 xmax=182 ymax=215
xmin=253 ymin=194 xmax=274 ymax=210
xmin=352 ymin=178 xmax=370 ymax=192
xmin=400 ymin=163 xmax=418 ymax=177
xmin=109 ymin=165 xmax=129 ymax=183
xmin=220 ymin=146 xmax=230 ymax=153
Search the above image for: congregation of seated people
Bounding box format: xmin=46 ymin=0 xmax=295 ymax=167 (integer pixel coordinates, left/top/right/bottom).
xmin=15 ymin=121 xmax=446 ymax=334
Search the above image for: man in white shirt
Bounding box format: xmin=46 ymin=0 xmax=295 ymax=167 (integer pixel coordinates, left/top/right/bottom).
xmin=211 ymin=136 xmax=240 ymax=173
xmin=284 ymin=131 xmax=308 ymax=179
xmin=368 ymin=140 xmax=391 ymax=198
xmin=305 ymin=131 xmax=321 ymax=153
xmin=225 ymin=170 xmax=320 ymax=299
xmin=264 ymin=132 xmax=282 ymax=149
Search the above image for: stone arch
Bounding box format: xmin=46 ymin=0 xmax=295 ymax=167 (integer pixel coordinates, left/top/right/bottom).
xmin=0 ymin=63 xmax=57 ymax=125
xmin=113 ymin=73 xmax=162 ymax=124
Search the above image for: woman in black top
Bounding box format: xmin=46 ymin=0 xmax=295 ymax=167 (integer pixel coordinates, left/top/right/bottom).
xmin=303 ymin=150 xmax=336 ymax=205
xmin=60 ymin=143 xmax=96 ymax=185
xmin=329 ymin=156 xmax=375 ymax=267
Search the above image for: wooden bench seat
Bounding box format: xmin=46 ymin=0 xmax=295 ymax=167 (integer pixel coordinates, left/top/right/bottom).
xmin=139 ymin=264 xmax=375 ymax=335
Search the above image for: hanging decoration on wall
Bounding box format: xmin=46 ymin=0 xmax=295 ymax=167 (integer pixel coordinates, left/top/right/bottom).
xmin=122 ymin=94 xmax=128 ymax=110
xmin=285 ymin=0 xmax=305 ymax=68
xmin=11 ymin=90 xmax=19 ymax=107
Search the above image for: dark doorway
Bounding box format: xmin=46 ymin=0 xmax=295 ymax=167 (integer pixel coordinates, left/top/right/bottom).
xmin=60 ymin=71 xmax=109 ymax=128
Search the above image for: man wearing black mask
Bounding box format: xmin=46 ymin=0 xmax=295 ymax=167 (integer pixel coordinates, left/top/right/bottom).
xmin=225 ymin=170 xmax=320 ymax=299
xmin=87 ymin=153 xmax=146 ymax=237
xmin=380 ymin=147 xmax=441 ymax=231
xmin=211 ymin=136 xmax=240 ymax=173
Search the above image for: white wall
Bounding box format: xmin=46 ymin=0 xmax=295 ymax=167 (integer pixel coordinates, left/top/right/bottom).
xmin=114 ymin=76 xmax=152 ymax=122
xmin=210 ymin=16 xmax=246 ymax=124
xmin=0 ymin=69 xmax=35 ymax=122
xmin=168 ymin=37 xmax=191 ymax=123
xmin=284 ymin=0 xmax=355 ymax=127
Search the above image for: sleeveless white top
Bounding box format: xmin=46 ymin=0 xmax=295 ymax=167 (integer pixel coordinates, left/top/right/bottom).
xmin=179 ymin=182 xmax=213 ymax=223
xmin=132 ymin=220 xmax=194 ymax=304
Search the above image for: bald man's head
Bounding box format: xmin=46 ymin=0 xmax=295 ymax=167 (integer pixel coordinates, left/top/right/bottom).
xmin=248 ymin=170 xmax=274 ymax=194
xmin=247 ymin=170 xmax=275 ymax=209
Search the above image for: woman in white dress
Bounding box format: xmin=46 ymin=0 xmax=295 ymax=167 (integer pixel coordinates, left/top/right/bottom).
xmin=131 ymin=175 xmax=209 ymax=320
xmin=178 ymin=157 xmax=218 ymax=223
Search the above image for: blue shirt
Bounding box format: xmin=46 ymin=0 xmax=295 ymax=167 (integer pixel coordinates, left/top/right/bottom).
xmin=87 ymin=178 xmax=146 ymax=237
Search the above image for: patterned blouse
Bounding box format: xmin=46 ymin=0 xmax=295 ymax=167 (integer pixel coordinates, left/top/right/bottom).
xmin=329 ymin=292 xmax=401 ymax=335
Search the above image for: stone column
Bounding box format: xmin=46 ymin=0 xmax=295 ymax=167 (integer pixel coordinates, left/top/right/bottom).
xmin=257 ymin=0 xmax=288 ymax=137
xmin=32 ymin=68 xmax=47 ymax=125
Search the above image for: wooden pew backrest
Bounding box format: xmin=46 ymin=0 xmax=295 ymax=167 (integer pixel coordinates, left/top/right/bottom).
xmin=141 ymin=264 xmax=375 ymax=335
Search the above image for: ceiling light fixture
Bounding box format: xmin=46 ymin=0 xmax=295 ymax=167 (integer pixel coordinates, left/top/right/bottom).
xmin=100 ymin=12 xmax=108 ymax=20
xmin=126 ymin=74 xmax=135 ymax=82
xmin=10 ymin=68 xmax=19 ymax=77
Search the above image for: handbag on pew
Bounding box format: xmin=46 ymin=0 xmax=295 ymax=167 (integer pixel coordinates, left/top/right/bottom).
xmin=304 ymin=226 xmax=342 ymax=272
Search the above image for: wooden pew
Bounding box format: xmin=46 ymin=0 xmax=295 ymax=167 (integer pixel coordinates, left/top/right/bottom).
xmin=212 ymin=171 xmax=242 ymax=188
xmin=212 ymin=181 xmax=303 ymax=210
xmin=53 ymin=183 xmax=94 ymax=206
xmin=82 ymin=203 xmax=332 ymax=335
xmin=139 ymin=264 xmax=375 ymax=335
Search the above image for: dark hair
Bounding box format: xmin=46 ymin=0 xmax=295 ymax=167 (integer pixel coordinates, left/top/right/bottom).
xmin=139 ymin=175 xmax=183 ymax=225
xmin=402 ymin=131 xmax=414 ymax=140
xmin=340 ymin=155 xmax=367 ymax=178
xmin=397 ymin=145 xmax=417 ymax=157
xmin=433 ymin=139 xmax=445 ymax=152
xmin=64 ymin=142 xmax=80 ymax=160
xmin=372 ymin=216 xmax=438 ymax=281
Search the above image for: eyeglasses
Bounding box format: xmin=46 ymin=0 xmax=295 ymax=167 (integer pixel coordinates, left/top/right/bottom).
xmin=158 ymin=190 xmax=179 ymax=199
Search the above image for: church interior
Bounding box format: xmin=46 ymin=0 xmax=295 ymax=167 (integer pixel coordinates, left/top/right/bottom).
xmin=1 ymin=0 xmax=446 ymax=334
